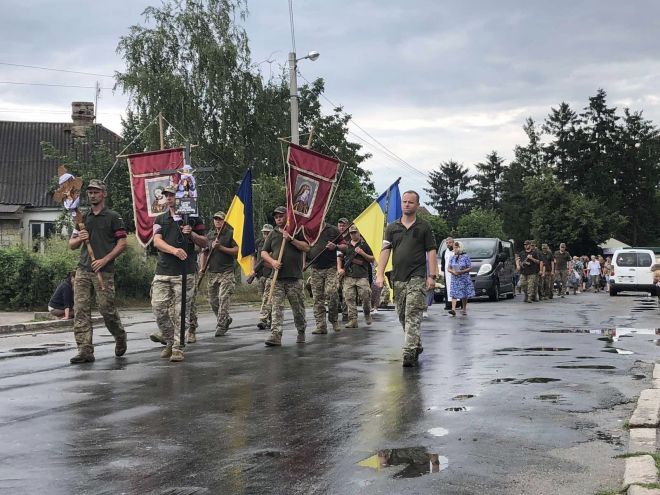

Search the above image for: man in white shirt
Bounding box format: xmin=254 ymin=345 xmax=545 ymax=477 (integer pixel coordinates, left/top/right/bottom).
xmin=587 ymin=255 xmax=602 ymax=293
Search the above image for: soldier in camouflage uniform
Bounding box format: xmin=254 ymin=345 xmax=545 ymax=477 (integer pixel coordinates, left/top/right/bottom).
xmin=151 ymin=185 xmax=207 ymax=362
xmin=308 ymin=222 xmax=341 ymax=334
xmin=516 ymin=240 xmax=541 ymax=303
xmin=553 ymin=243 xmax=572 ymax=297
xmin=260 ymin=206 xmax=309 ymax=346
xmin=539 ymin=243 xmax=555 ymax=300
xmin=68 ymin=179 xmax=128 ymax=364
xmin=253 ymin=224 xmax=274 ymax=330
xmin=200 ymin=211 xmax=238 ymax=337
xmin=376 ymin=191 xmax=437 ymax=367
xmin=340 ymin=225 xmax=374 ymax=328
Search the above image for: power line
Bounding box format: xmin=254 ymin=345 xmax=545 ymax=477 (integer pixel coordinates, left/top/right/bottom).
xmin=0 ymin=81 xmax=113 ymax=89
xmin=0 ymin=61 xmax=114 ymax=78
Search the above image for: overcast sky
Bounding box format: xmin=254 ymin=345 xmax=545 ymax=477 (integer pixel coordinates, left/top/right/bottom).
xmin=2 ymin=0 xmax=659 ymax=200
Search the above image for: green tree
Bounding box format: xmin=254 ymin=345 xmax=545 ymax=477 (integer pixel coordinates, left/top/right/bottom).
xmin=455 ymin=208 xmax=505 ymax=238
xmin=542 ymin=102 xmax=581 ymax=185
xmin=425 ymin=160 xmax=472 ymax=228
xmin=500 ymin=161 xmax=531 ymax=242
xmin=471 ymin=151 xmax=506 ymax=210
xmin=418 ymin=211 xmax=450 ymax=245
xmin=515 ymin=118 xmax=546 ymax=174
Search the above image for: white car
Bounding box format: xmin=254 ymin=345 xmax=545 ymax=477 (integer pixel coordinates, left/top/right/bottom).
xmin=610 ymin=249 xmax=656 ymax=296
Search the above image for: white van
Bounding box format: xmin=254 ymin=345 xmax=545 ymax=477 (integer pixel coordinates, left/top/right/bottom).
xmin=610 ymin=249 xmax=656 ymax=296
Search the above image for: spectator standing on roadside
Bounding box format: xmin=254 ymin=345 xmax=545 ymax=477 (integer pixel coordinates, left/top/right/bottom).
xmin=587 ymin=255 xmax=602 ymax=293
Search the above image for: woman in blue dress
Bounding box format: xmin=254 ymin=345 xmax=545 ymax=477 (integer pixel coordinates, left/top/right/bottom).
xmin=448 ymin=241 xmax=475 ymax=316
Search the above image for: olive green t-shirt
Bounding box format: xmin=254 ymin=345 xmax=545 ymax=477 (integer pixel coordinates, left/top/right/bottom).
xmin=518 ymin=249 xmax=541 ymax=275
xmin=554 ymin=250 xmax=572 ymax=271
xmin=154 ymin=213 xmax=206 ymax=276
xmin=262 ymin=228 xmax=306 ymax=280
xmin=75 ymin=207 xmax=127 ymax=273
xmin=309 ymin=224 xmax=341 ymax=269
xmin=344 ymin=239 xmax=373 ymax=279
xmin=539 ymin=251 xmax=555 ymax=272
xmin=254 ymin=237 xmax=273 ymax=278
xmin=383 ymin=217 xmax=437 ymax=282
xmin=206 ymin=228 xmax=237 ymax=273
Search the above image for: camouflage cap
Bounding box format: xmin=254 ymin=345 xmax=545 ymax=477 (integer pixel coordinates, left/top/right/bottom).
xmin=338 ymin=217 xmax=349 ymax=224
xmin=273 ymin=206 xmax=286 ymax=214
xmin=162 ymin=185 xmax=176 ymax=194
xmin=348 ymin=225 xmax=359 ymax=233
xmin=542 ymin=243 xmax=549 ymax=249
xmin=213 ymin=211 xmax=226 ymax=219
xmin=87 ymin=179 xmax=106 ymax=191
xmin=261 ymin=223 xmax=274 ymax=232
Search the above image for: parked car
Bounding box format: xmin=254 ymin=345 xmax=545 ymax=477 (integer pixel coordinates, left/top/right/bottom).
xmin=610 ymin=249 xmax=656 ymax=296
xmin=438 ymin=238 xmax=516 ymax=301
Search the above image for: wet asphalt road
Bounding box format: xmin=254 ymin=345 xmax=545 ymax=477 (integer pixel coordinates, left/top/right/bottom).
xmin=0 ymin=292 xmax=658 ymax=495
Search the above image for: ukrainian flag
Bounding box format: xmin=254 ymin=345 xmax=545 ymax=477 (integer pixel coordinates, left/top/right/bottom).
xmin=225 ymin=169 xmax=255 ymax=276
xmin=353 ymin=179 xmax=402 ymax=273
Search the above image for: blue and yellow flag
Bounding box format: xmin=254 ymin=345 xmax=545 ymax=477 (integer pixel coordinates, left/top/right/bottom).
xmin=353 ymin=179 xmax=402 ymax=273
xmin=225 ymin=169 xmax=255 ymax=276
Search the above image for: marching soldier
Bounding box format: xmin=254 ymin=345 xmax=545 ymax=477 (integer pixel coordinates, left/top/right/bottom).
xmin=200 ymin=211 xmax=238 ymax=337
xmin=539 ymin=243 xmax=555 ymax=300
xmin=516 ymin=240 xmax=541 ymax=303
xmin=553 ymin=243 xmax=572 ymax=297
xmin=339 ymin=225 xmax=374 ymax=328
xmin=309 ymin=222 xmax=341 ymax=334
xmin=68 ymin=179 xmax=128 ymax=364
xmin=260 ymin=206 xmax=309 ymax=346
xmin=376 ymin=191 xmax=437 ymax=367
xmin=151 ymin=185 xmax=207 ymax=362
xmin=334 ymin=217 xmax=350 ymax=322
xmin=253 ymin=224 xmax=274 ymax=330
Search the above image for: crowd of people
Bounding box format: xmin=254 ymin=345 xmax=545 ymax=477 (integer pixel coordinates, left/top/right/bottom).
xmin=65 ymin=179 xmax=436 ymax=368
xmin=64 ymin=178 xmax=631 ymax=369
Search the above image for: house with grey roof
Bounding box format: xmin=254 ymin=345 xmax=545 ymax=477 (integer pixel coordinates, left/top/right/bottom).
xmin=0 ymin=102 xmax=121 ymax=249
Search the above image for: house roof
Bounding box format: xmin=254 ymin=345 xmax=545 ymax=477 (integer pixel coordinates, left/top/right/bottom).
xmin=0 ymin=121 xmax=121 ymax=208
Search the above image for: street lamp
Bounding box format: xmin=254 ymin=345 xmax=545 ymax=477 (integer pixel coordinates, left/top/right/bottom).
xmin=289 ymin=50 xmax=320 ymax=145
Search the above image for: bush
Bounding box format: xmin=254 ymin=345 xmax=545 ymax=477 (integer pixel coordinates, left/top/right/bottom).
xmin=0 ymin=234 xmax=156 ymax=310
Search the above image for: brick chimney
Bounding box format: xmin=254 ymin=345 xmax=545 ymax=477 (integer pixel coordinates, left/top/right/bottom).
xmin=71 ymin=101 xmax=95 ymax=138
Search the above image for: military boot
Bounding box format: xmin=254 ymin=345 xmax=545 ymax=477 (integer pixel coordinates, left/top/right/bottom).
xmin=365 ymin=314 xmax=373 ymax=325
xmin=264 ymin=333 xmax=282 ymax=347
xmin=187 ymin=331 xmax=197 ymax=344
xmin=150 ymin=332 xmax=166 ymax=345
xmin=257 ymin=320 xmax=268 ymax=330
xmin=344 ymin=320 xmax=358 ymax=329
xmin=331 ymin=321 xmax=341 ymax=332
xmin=70 ymin=345 xmax=95 ymax=364
xmin=160 ymin=344 xmax=173 ymax=359
xmin=311 ymin=325 xmax=327 ymax=335
xmin=170 ymin=349 xmax=184 ymax=362
xmin=296 ymin=332 xmax=306 ymax=344
xmin=402 ymin=351 xmax=418 ymax=368
xmin=114 ymin=334 xmax=127 ymax=357
xmin=214 ymin=326 xmax=228 ymax=337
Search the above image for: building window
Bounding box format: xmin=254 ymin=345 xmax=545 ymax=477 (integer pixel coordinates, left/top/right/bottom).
xmin=31 ymin=222 xmax=56 ymax=252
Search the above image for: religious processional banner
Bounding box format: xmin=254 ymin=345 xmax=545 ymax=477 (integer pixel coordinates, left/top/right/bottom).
xmin=127 ymin=148 xmax=185 ymax=247
xmin=286 ymin=143 xmax=340 ymax=245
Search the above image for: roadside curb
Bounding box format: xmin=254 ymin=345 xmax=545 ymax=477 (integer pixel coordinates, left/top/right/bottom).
xmin=0 ymin=316 xmax=104 ymax=335
xmin=625 ymin=363 xmax=660 ymax=494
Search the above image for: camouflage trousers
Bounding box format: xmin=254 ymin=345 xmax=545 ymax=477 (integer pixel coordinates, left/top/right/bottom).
xmin=151 ymin=274 xmax=195 ymax=350
xmin=271 ymin=278 xmax=306 ymax=336
xmin=259 ymin=277 xmax=272 ymax=324
xmin=556 ymin=270 xmax=568 ymax=294
xmin=343 ymin=276 xmax=371 ymax=321
xmin=207 ymin=270 xmax=235 ymax=331
xmin=309 ymin=266 xmax=339 ymax=330
xmin=393 ymin=276 xmax=427 ymax=353
xmin=520 ymin=273 xmax=538 ymax=301
xmin=73 ymin=269 xmax=125 ymax=353
xmin=257 ymin=276 xmax=268 ymax=298
xmin=188 ymin=274 xmax=199 ymax=333
xmin=540 ymin=273 xmax=554 ymax=299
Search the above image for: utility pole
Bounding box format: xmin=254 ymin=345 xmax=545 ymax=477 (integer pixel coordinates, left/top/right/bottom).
xmin=289 ymin=51 xmax=319 ymax=147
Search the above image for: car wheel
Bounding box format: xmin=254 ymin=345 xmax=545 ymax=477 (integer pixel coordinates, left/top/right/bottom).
xmin=489 ymin=285 xmax=500 ymax=302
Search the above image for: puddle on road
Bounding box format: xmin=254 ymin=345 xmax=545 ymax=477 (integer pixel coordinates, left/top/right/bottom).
xmin=535 ymin=394 xmax=564 ymax=403
xmin=555 ymin=365 xmax=616 ymax=370
xmin=427 ymin=427 xmax=449 ymax=437
xmin=632 ymin=374 xmax=646 ymax=380
xmin=445 ymin=406 xmax=470 ymax=412
xmin=358 ymin=448 xmax=448 ymax=478
xmin=491 ymin=377 xmax=561 ymax=384
xmin=452 ymin=394 xmax=475 ymax=401
xmin=602 ymin=348 xmax=634 ymax=355
xmin=541 ymin=327 xmax=659 ymax=342
xmin=494 ymin=347 xmax=572 ymax=353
